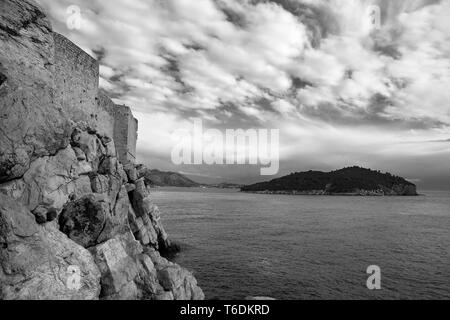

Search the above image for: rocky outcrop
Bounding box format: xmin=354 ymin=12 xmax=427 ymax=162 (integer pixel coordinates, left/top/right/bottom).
xmin=0 ymin=194 xmax=101 ymax=300
xmin=0 ymin=124 xmax=204 ymax=301
xmin=0 ymin=0 xmax=203 ymax=300
xmin=89 ymin=234 xmax=203 ymax=300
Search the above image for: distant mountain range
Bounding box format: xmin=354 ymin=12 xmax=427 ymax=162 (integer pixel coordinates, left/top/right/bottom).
xmin=139 ymin=168 xmax=244 ymax=189
xmin=241 ymin=166 xmax=418 ymax=196
xmin=140 ymin=169 xmax=200 ymax=187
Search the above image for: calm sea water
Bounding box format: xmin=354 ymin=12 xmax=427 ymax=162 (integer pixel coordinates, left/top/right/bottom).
xmin=151 ymin=188 xmax=450 ymax=300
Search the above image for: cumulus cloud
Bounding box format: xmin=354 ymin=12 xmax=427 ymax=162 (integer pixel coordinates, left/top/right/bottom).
xmin=36 ymin=0 xmax=450 ymax=187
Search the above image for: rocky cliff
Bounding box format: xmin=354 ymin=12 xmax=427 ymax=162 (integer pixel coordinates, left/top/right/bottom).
xmin=0 ymin=0 xmax=203 ymax=300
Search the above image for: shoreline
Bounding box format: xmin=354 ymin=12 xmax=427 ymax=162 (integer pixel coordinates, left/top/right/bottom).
xmin=240 ymin=190 xmax=420 ymax=196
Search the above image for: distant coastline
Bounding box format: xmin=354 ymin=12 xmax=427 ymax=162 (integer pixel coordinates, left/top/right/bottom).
xmin=145 ymin=166 xmax=419 ymax=196
xmin=141 ymin=168 xmax=243 ymax=189
xmin=242 ymin=190 xmax=418 ymax=196
xmin=241 ymin=166 xmax=418 ymax=196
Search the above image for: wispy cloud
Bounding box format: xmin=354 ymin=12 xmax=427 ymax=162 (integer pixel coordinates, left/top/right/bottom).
xmin=36 ymin=0 xmax=450 ymax=187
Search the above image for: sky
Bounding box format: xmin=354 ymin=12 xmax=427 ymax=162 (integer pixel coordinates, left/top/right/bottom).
xmin=36 ymin=0 xmax=450 ymax=189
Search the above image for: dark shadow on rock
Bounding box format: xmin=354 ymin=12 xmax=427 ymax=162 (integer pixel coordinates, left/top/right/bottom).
xmin=0 ymin=71 xmax=6 ymax=87
xmin=159 ymin=240 xmax=182 ymax=260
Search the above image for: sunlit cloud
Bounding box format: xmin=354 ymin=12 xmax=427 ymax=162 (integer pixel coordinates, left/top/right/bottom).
xmin=36 ymin=0 xmax=450 ymax=187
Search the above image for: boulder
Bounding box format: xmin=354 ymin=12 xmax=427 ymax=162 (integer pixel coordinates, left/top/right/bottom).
xmin=0 ymin=194 xmax=101 ymax=300
xmin=59 ymin=194 xmax=109 ymax=248
xmin=89 ymin=233 xmax=142 ymax=299
xmin=156 ymin=264 xmax=204 ymax=300
xmin=145 ymin=248 xmax=205 ymax=300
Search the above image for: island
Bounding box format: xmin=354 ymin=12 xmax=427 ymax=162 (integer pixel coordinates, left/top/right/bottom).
xmin=241 ymin=166 xmax=418 ymax=196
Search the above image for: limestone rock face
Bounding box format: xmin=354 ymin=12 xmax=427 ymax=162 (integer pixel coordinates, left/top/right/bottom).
xmin=89 ymin=233 xmax=204 ymax=300
xmin=0 ymin=145 xmax=95 ymax=212
xmin=0 ymin=129 xmax=205 ymax=301
xmin=98 ymin=185 xmax=131 ymax=243
xmin=71 ymin=128 xmax=106 ymax=171
xmin=146 ymin=248 xmax=205 ymax=300
xmin=0 ymin=0 xmax=70 ymax=183
xmin=0 ymin=194 xmax=101 ymax=300
xmin=128 ymin=178 xmax=171 ymax=250
xmin=0 ymin=123 xmax=204 ymax=300
xmin=90 ymin=234 xmax=141 ymax=299
xmin=0 ymin=0 xmax=203 ymax=300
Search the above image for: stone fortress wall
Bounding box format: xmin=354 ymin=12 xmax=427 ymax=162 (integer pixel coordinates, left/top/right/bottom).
xmin=0 ymin=4 xmax=137 ymax=183
xmin=113 ymin=103 xmax=138 ymax=164
xmin=53 ymin=32 xmax=137 ymax=165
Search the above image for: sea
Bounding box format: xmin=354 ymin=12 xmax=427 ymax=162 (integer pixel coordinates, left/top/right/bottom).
xmin=151 ymin=188 xmax=450 ymax=300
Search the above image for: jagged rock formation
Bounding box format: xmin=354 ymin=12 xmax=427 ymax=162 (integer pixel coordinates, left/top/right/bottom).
xmin=0 ymin=0 xmax=203 ymax=300
xmin=242 ymin=166 xmax=418 ymax=196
